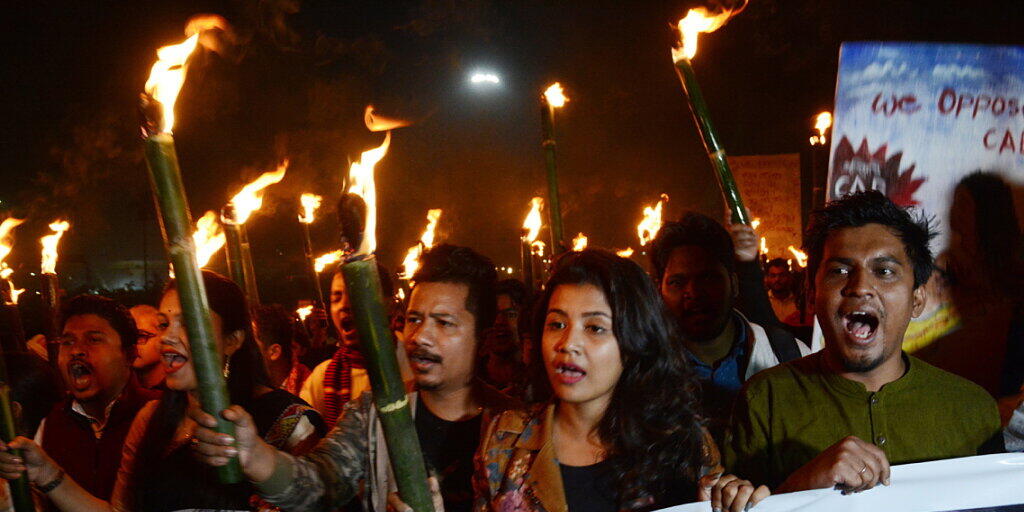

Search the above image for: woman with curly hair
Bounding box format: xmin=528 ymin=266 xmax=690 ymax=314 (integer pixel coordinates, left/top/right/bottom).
xmin=473 ymin=249 xmax=767 ymax=512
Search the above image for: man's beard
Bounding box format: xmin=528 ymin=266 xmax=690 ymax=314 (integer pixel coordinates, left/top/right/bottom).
xmin=838 ymin=350 xmax=885 ymax=373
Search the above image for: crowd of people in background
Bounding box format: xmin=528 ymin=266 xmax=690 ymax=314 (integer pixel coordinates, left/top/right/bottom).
xmin=0 ymin=181 xmax=1021 ymax=512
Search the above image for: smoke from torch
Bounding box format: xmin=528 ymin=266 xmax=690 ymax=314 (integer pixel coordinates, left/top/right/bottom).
xmin=399 ymin=209 xmax=442 ymax=280
xmin=637 ymin=194 xmax=668 ymax=246
xmin=40 ymin=220 xmax=70 ymax=275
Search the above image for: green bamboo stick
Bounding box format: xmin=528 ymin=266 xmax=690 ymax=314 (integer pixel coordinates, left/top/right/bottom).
xmin=339 ymin=255 xmax=434 ymax=512
xmin=238 ymin=225 xmax=260 ymax=307
xmin=674 ymin=58 xmax=750 ymax=225
xmin=143 ymin=132 xmax=242 ymax=484
xmin=221 ymin=207 xmax=246 ymax=290
xmin=0 ymin=348 xmax=34 ymax=512
xmin=540 ymin=101 xmax=566 ymax=252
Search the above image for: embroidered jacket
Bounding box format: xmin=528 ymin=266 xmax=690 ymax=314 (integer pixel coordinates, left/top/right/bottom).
xmin=473 ymin=403 xmax=722 ymax=512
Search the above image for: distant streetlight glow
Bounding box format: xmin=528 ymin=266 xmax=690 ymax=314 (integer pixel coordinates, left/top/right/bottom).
xmin=469 ymin=72 xmax=501 ymax=85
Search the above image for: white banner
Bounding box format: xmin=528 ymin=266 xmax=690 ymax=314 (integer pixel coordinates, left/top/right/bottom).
xmin=662 ymin=454 xmax=1024 ymax=512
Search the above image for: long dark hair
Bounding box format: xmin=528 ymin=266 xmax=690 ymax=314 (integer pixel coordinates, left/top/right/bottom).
xmin=130 ymin=270 xmax=271 ymax=507
xmin=531 ymin=249 xmax=708 ymax=506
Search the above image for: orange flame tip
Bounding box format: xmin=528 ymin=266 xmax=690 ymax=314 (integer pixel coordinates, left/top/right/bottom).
xmin=522 ymin=197 xmax=544 ymax=243
xmin=616 ymin=248 xmax=634 ymax=258
xmin=543 ymin=83 xmax=568 ymax=108
xmin=672 ymin=1 xmax=748 ymax=62
xmin=314 ymin=250 xmax=344 ymax=273
xmin=572 ymin=233 xmax=588 ymax=252
xmin=193 ymin=211 xmax=226 ymax=268
xmin=40 ymin=220 xmax=70 ymax=274
xmin=296 ymin=305 xmax=314 ymax=322
xmin=531 ymin=240 xmax=546 ymax=257
xmin=364 ymin=106 xmax=411 ymax=132
xmin=637 ymin=194 xmax=668 ymax=246
xmin=399 ymin=209 xmax=443 ymax=280
xmin=347 ymin=131 xmax=392 ymax=256
xmin=787 ymin=246 xmax=808 ymax=268
xmin=298 ymin=193 xmax=322 ymax=224
xmin=230 ymin=160 xmax=288 ymax=225
xmin=814 ymin=111 xmax=833 ymax=138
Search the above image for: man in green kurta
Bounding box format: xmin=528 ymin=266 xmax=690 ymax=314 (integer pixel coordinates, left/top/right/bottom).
xmin=724 ymin=191 xmax=1000 ymax=494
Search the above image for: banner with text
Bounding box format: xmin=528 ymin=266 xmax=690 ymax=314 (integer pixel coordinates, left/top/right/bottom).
xmin=729 ymin=154 xmax=802 ymax=262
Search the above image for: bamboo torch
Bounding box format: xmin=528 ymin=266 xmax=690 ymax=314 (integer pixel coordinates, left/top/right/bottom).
xmin=520 ymin=197 xmax=543 ymax=295
xmin=671 ymin=4 xmax=751 ymax=225
xmin=0 ymin=218 xmax=26 ymax=354
xmin=398 ymin=209 xmax=442 ymax=280
xmin=298 ymin=193 xmax=324 ymax=305
xmin=222 ymin=161 xmax=288 ymax=306
xmin=0 ymin=345 xmax=32 ymax=512
xmin=40 ymin=220 xmax=70 ymax=365
xmin=336 ymin=125 xmax=434 ymax=512
xmin=139 ymin=15 xmax=241 ymax=483
xmin=540 ymin=83 xmax=568 ymax=252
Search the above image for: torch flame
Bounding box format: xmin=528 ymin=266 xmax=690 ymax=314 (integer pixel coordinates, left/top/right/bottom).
xmin=396 ymin=288 xmax=406 ymax=301
xmin=298 ymin=193 xmax=322 ymax=224
xmin=347 ymin=132 xmax=392 ymax=256
xmin=40 ymin=220 xmax=70 ymax=274
xmin=751 ymin=217 xmax=761 ymax=230
xmin=531 ymin=240 xmax=547 ymax=257
xmin=364 ymin=105 xmax=411 ymax=132
xmin=522 ymin=197 xmax=544 ymax=243
xmin=0 ymin=217 xmax=25 ymax=304
xmin=314 ymin=250 xmax=344 ymax=273
xmin=229 ymin=160 xmax=288 ymax=225
xmin=787 ymin=246 xmax=808 ymax=268
xmin=616 ymin=248 xmax=634 ymax=258
xmin=543 ymin=83 xmax=568 ymax=108
xmin=296 ymin=305 xmax=313 ymax=322
xmin=143 ymin=15 xmax=227 ymax=133
xmin=572 ymin=233 xmax=588 ymax=252
xmin=193 ymin=210 xmax=226 ymax=268
xmin=760 ymin=237 xmax=768 ymax=256
xmin=672 ymin=1 xmax=748 ymax=62
xmin=637 ymin=194 xmax=668 ymax=246
xmin=399 ymin=209 xmax=443 ymax=280
xmin=815 ymin=111 xmax=833 ymax=138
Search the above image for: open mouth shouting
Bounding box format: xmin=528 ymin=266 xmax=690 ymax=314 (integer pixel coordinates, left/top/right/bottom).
xmin=161 ymin=349 xmax=189 ymax=374
xmin=67 ymin=360 xmax=94 ymax=391
xmin=408 ymin=348 xmax=442 ymax=373
xmin=842 ymin=310 xmax=880 ymax=344
xmin=553 ymin=361 xmax=587 ymax=385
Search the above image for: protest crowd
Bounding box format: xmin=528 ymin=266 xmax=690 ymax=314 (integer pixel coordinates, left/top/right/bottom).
xmin=1 ymin=4 xmax=1024 ymax=512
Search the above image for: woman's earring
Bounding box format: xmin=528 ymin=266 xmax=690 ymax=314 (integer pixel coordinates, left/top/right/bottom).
xmin=223 ymin=359 xmax=231 ymax=379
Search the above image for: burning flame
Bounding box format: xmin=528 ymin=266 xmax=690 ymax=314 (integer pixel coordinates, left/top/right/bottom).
xmin=787 ymin=246 xmax=808 ymax=268
xmin=347 ymin=132 xmax=392 ymax=255
xmin=543 ymin=83 xmax=568 ymax=108
xmin=637 ymin=194 xmax=668 ymax=246
xmin=0 ymin=217 xmax=25 ymax=304
xmin=314 ymin=250 xmax=343 ymax=273
xmin=672 ymin=1 xmax=748 ymax=62
xmin=531 ymin=241 xmax=547 ymax=257
xmin=760 ymin=237 xmax=768 ymax=256
xmin=193 ymin=211 xmax=226 ymax=267
xmin=396 ymin=288 xmax=406 ymax=301
xmin=572 ymin=233 xmax=588 ymax=251
xmin=751 ymin=218 xmax=761 ymax=230
xmin=296 ymin=305 xmax=313 ymax=322
xmin=810 ymin=111 xmax=833 ymax=145
xmin=40 ymin=220 xmax=70 ymax=274
xmin=298 ymin=193 xmax=322 ymax=224
xmin=229 ymin=160 xmax=288 ymax=225
xmin=143 ymin=15 xmax=227 ymax=133
xmin=364 ymin=105 xmax=411 ymax=132
xmin=616 ymin=248 xmax=634 ymax=258
xmin=522 ymin=197 xmax=544 ymax=243
xmin=399 ymin=209 xmax=443 ymax=279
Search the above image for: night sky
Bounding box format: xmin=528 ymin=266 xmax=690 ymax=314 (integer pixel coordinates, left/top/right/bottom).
xmin=2 ymin=0 xmax=1022 ymax=303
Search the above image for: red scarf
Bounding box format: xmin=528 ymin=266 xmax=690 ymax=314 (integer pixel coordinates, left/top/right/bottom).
xmin=322 ymin=346 xmax=367 ymax=428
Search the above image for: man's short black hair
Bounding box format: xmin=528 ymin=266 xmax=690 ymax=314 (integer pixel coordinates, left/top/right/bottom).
xmin=59 ymin=294 xmax=137 ymax=353
xmin=495 ymin=278 xmax=529 ymax=308
xmin=412 ymin=244 xmax=497 ymax=336
xmin=650 ymin=212 xmax=735 ymax=284
xmin=765 ymin=258 xmax=790 ymax=271
xmin=805 ymin=190 xmax=936 ymax=289
xmin=252 ymin=305 xmax=298 ymax=362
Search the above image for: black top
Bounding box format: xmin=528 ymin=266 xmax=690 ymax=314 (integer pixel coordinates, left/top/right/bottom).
xmin=415 ymin=402 xmax=483 ymax=512
xmin=560 ymin=459 xmax=617 ymax=512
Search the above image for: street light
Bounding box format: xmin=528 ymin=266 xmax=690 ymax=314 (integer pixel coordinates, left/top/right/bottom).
xmin=469 ymin=71 xmax=501 ymax=85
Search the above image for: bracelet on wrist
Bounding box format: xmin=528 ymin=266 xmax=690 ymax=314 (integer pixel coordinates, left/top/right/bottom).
xmin=35 ymin=468 xmax=65 ymax=494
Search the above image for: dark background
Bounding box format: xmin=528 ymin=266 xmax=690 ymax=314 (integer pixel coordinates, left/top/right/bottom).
xmin=2 ymin=0 xmax=1022 ymax=307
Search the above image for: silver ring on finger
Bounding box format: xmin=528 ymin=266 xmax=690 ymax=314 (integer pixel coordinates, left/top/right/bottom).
xmin=859 ymin=466 xmax=868 ymax=474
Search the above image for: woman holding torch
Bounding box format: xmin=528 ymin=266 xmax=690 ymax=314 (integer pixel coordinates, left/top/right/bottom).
xmin=473 ymin=249 xmax=768 ymax=512
xmin=0 ymin=271 xmax=325 ymax=511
